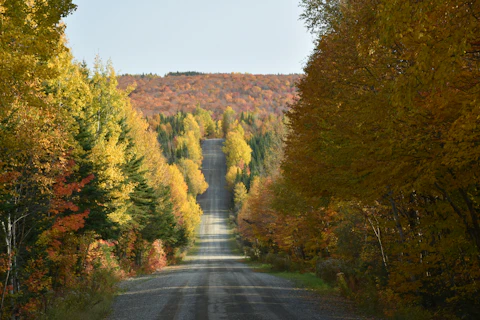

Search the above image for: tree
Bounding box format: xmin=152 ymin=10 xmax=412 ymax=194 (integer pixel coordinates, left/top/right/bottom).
xmin=225 ymin=166 xmax=241 ymax=190
xmin=183 ymin=113 xmax=201 ymax=141
xmin=0 ymin=1 xmax=77 ymax=315
xmin=222 ymin=106 xmax=236 ymax=137
xmin=194 ymin=106 xmax=215 ymax=137
xmin=178 ymin=158 xmax=208 ymax=197
xmin=233 ymin=182 xmax=248 ymax=213
xmin=281 ymin=0 xmax=480 ymax=317
xmin=222 ymin=130 xmax=252 ymax=169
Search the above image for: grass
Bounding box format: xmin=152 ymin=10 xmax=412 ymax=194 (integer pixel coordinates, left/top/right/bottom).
xmin=272 ymin=271 xmax=333 ymax=293
xmin=245 ymin=260 xmax=334 ymax=295
xmin=177 ymin=236 xmax=202 ymax=264
xmin=40 ymin=270 xmax=119 ymax=320
xmin=225 ymin=212 xmax=245 ymax=256
xmin=41 ymin=291 xmax=115 ymax=320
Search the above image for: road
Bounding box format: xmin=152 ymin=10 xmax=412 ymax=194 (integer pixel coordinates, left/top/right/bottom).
xmin=110 ymin=139 xmax=364 ymax=320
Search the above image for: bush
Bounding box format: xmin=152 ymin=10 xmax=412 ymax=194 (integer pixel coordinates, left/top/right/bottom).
xmin=40 ymin=268 xmax=119 ymax=320
xmin=315 ymin=258 xmax=347 ymax=285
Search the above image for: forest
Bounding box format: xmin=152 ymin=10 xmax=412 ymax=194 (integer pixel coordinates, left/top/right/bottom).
xmin=0 ymin=1 xmax=209 ymax=318
xmin=117 ymin=73 xmax=300 ymax=117
xmin=1 ymin=0 xmax=480 ymax=319
xmin=233 ymin=0 xmax=480 ymax=319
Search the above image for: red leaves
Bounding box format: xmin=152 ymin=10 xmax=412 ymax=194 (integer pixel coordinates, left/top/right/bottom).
xmin=0 ymin=171 xmax=21 ymax=184
xmin=49 ymin=163 xmax=94 ymax=216
xmin=39 ymin=161 xmax=92 ymax=265
xmin=50 ymin=210 xmax=90 ymax=234
xmin=45 ymin=162 xmax=94 ymax=247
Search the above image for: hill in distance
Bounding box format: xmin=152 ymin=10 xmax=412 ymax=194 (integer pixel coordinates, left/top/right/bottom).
xmin=117 ymin=73 xmax=301 ymax=117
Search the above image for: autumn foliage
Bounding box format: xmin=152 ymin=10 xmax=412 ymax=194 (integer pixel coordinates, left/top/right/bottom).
xmin=0 ymin=1 xmax=206 ymax=317
xmin=117 ymin=73 xmax=300 ymax=117
xmin=234 ymin=0 xmax=480 ymax=319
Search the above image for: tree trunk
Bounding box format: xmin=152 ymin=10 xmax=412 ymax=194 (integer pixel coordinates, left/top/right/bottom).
xmin=388 ymin=195 xmax=405 ymax=243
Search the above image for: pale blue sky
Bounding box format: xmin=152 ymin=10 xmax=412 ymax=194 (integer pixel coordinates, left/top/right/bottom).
xmin=63 ymin=0 xmax=314 ymax=75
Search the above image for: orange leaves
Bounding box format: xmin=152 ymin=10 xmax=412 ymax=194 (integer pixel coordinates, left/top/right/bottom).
xmin=143 ymin=239 xmax=167 ymax=273
xmin=50 ymin=210 xmax=89 ymax=234
xmin=23 ymin=257 xmax=51 ymax=294
xmin=238 ymin=175 xmax=328 ymax=265
xmin=117 ymin=73 xmax=301 ymax=118
xmin=41 ymin=210 xmax=90 ymax=262
xmin=37 ymin=161 xmax=92 ymax=266
xmin=0 ymin=171 xmax=21 ymax=185
xmin=49 ymin=163 xmax=94 ymax=216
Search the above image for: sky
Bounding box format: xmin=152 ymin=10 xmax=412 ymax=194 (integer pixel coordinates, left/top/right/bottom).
xmin=63 ymin=0 xmax=315 ymax=75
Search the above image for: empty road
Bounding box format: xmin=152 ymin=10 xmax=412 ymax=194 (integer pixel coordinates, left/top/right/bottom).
xmin=110 ymin=139 xmax=364 ymax=320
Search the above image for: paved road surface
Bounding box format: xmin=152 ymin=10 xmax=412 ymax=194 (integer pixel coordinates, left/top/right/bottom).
xmin=110 ymin=139 xmax=365 ymax=320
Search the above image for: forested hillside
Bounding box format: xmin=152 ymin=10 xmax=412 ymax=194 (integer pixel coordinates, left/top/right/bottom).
xmin=233 ymin=1 xmax=480 ymax=319
xmin=117 ymin=73 xmax=300 ymax=117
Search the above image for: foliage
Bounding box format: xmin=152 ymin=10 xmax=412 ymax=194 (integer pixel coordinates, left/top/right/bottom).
xmin=117 ymin=73 xmax=300 ymax=117
xmin=228 ymin=1 xmax=480 ymax=318
xmin=150 ymin=110 xmax=209 ymax=244
xmin=0 ymin=2 xmax=199 ymax=316
xmin=165 ymin=71 xmax=205 ymax=77
xmin=178 ymin=158 xmax=208 ymax=197
xmin=232 ymin=0 xmax=480 ymax=319
xmin=233 ymin=182 xmax=248 ymax=214
xmin=222 ymin=129 xmax=252 ymax=169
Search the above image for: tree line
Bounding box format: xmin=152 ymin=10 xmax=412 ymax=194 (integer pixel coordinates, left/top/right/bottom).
xmin=0 ymin=1 xmax=207 ymax=317
xmin=234 ymin=0 xmax=480 ymax=319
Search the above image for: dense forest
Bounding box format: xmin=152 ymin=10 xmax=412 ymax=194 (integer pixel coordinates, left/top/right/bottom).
xmin=233 ymin=0 xmax=480 ymax=319
xmin=0 ymin=2 xmax=208 ymax=318
xmin=117 ymin=73 xmax=300 ymax=117
xmin=2 ymin=0 xmax=480 ymax=319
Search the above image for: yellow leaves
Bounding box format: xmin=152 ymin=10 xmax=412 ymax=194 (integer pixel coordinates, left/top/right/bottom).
xmin=168 ymin=164 xmax=189 ymax=218
xmin=123 ymin=106 xmax=169 ymax=187
xmin=176 ymin=130 xmax=203 ymax=165
xmin=107 ymin=206 xmax=132 ymax=226
xmin=194 ymin=106 xmax=215 ymax=138
xmin=181 ymin=195 xmax=203 ymax=240
xmin=225 ymin=165 xmax=240 ymax=189
xmin=233 ymin=182 xmax=247 ymax=211
xmin=183 ymin=113 xmax=201 ymax=141
xmin=167 ymin=164 xmax=203 ymax=238
xmin=178 ymin=158 xmax=208 ymax=197
xmin=222 ymin=130 xmax=252 ymax=168
xmin=91 ymin=133 xmax=127 ymax=191
xmin=222 ymin=106 xmax=236 ymax=136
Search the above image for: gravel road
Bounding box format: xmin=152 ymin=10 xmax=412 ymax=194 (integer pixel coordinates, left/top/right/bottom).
xmin=109 ymin=139 xmax=367 ymax=320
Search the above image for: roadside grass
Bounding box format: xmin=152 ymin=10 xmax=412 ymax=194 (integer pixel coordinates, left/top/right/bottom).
xmin=40 ymin=270 xmax=118 ymax=320
xmin=226 ymin=212 xmax=243 ymax=255
xmin=183 ymin=235 xmax=202 ymax=260
xmin=245 ymin=260 xmax=334 ymax=295
xmin=177 ymin=221 xmax=204 ymax=263
xmin=41 ymin=291 xmax=114 ymax=320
